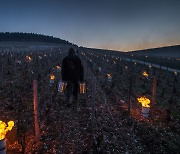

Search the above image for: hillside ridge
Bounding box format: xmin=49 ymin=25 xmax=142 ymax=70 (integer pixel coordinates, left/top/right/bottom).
xmin=0 ymin=32 xmax=73 ymax=45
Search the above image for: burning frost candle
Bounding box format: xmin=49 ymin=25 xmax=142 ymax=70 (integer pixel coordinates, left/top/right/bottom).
xmin=50 ymin=75 xmax=55 ymax=85
xmin=107 ymin=74 xmax=112 ymax=82
xmin=56 ymin=65 xmax=61 ymax=72
xmin=143 ymin=71 xmax=148 ymax=78
xmin=137 ymin=96 xmax=151 ymax=117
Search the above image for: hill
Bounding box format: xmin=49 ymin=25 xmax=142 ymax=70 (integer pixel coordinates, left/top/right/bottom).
xmin=129 ymin=45 xmax=180 ymax=58
xmin=0 ymin=32 xmax=73 ymax=45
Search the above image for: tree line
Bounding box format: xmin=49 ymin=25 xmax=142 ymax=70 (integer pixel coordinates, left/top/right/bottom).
xmin=0 ymin=32 xmax=72 ymax=45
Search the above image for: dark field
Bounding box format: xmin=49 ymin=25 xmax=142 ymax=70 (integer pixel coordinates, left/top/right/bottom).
xmin=0 ymin=45 xmax=179 ymax=153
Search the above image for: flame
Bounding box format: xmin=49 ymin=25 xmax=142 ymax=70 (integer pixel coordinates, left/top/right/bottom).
xmin=0 ymin=121 xmax=14 ymax=140
xmin=137 ymin=96 xmax=150 ymax=108
xmin=50 ymin=75 xmax=55 ymax=80
xmin=107 ymin=74 xmax=111 ymax=77
xmin=143 ymin=71 xmax=148 ymax=77
xmin=26 ymin=56 xmax=32 ymax=61
xmin=56 ymin=65 xmax=61 ymax=69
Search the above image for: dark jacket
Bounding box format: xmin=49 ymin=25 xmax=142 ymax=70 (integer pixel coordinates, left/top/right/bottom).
xmin=61 ymin=54 xmax=84 ymax=82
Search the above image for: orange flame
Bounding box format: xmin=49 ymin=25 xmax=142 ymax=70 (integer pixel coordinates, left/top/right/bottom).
xmin=0 ymin=121 xmax=14 ymax=140
xmin=56 ymin=65 xmax=61 ymax=69
xmin=143 ymin=71 xmax=148 ymax=77
xmin=137 ymin=96 xmax=150 ymax=108
xmin=26 ymin=56 xmax=32 ymax=61
xmin=107 ymin=74 xmax=111 ymax=77
xmin=107 ymin=73 xmax=112 ymax=81
xmin=50 ymin=75 xmax=55 ymax=80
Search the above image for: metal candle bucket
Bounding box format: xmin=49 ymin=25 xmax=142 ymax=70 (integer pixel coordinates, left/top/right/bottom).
xmin=141 ymin=106 xmax=150 ymax=118
xmin=107 ymin=76 xmax=112 ymax=82
xmin=0 ymin=139 xmax=6 ymax=154
xmin=50 ymin=79 xmax=54 ymax=84
xmin=56 ymin=66 xmax=61 ymax=72
xmin=58 ymin=81 xmax=67 ymax=93
xmin=80 ymin=83 xmax=86 ymax=94
xmin=50 ymin=75 xmax=55 ymax=86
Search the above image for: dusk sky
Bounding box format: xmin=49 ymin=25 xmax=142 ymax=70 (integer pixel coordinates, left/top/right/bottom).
xmin=0 ymin=0 xmax=180 ymax=51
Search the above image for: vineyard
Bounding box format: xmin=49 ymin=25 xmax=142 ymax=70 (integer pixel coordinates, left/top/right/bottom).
xmin=0 ymin=45 xmax=180 ymax=153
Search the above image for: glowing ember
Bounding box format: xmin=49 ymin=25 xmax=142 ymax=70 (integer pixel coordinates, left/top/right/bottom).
xmin=143 ymin=71 xmax=148 ymax=77
xmin=50 ymin=75 xmax=55 ymax=80
xmin=0 ymin=121 xmax=14 ymax=140
xmin=137 ymin=96 xmax=150 ymax=108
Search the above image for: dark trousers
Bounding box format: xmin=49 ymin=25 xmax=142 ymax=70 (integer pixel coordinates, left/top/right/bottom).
xmin=66 ymin=81 xmax=79 ymax=102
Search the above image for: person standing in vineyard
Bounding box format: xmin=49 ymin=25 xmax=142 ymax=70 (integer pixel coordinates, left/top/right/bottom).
xmin=61 ymin=48 xmax=84 ymax=106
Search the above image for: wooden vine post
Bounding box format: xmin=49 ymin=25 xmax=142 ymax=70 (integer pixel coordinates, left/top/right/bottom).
xmin=128 ymin=75 xmax=133 ymax=115
xmin=33 ymin=80 xmax=40 ymax=141
xmin=151 ymin=76 xmax=157 ymax=116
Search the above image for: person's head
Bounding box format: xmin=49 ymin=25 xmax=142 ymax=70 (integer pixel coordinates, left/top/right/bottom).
xmin=68 ymin=48 xmax=75 ymax=56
